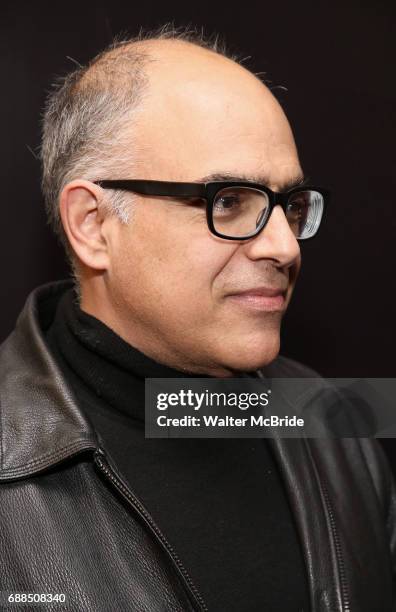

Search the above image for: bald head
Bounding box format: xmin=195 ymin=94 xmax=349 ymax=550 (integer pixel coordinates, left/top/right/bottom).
xmin=80 ymin=37 xmax=297 ymax=180
xmin=130 ymin=39 xmax=299 ymax=187
xmin=76 ymin=36 xmax=299 ymax=188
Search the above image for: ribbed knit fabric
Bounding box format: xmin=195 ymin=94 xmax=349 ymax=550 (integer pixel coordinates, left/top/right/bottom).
xmin=45 ymin=287 xmax=310 ymax=612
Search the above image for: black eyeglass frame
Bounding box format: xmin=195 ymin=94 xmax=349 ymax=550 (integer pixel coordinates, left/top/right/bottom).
xmin=94 ymin=179 xmax=330 ymax=241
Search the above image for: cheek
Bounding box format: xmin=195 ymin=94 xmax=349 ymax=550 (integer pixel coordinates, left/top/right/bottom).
xmin=155 ymin=241 xmax=234 ymax=311
xmin=111 ymin=211 xmax=234 ymax=318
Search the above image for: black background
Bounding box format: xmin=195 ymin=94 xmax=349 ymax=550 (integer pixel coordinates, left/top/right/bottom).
xmin=1 ymin=0 xmax=395 ymax=379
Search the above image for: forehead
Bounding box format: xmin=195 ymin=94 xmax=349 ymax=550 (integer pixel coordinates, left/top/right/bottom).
xmin=130 ymin=42 xmax=301 ymax=186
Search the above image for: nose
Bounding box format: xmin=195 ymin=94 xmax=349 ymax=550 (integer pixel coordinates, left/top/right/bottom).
xmin=243 ymin=204 xmax=301 ymax=268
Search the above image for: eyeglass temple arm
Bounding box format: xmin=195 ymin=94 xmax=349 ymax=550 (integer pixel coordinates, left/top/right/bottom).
xmin=94 ymin=180 xmax=206 ymax=199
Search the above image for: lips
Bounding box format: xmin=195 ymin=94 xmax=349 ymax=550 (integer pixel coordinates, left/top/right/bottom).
xmin=229 ymin=287 xmax=287 ymax=298
xmin=225 ymin=286 xmax=287 ymax=311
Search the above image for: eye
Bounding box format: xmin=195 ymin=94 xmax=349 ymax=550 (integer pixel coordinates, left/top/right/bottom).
xmin=213 ymin=194 xmax=241 ymax=213
xmin=286 ymin=198 xmax=308 ymax=219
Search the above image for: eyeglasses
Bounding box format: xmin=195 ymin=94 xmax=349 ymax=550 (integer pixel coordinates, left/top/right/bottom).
xmin=94 ymin=179 xmax=329 ymax=241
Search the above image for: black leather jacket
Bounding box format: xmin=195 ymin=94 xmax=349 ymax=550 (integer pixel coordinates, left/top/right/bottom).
xmin=1 ymin=280 xmax=396 ymax=611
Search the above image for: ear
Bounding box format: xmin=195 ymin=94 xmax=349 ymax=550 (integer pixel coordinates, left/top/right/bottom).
xmin=59 ymin=179 xmax=111 ymax=271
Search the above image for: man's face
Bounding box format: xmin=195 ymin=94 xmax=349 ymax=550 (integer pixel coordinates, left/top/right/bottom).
xmin=98 ymin=43 xmax=303 ymax=376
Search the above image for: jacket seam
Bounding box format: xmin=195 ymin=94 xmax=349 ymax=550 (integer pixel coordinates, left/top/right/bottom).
xmin=303 ymin=438 xmax=344 ymax=611
xmin=0 ymin=439 xmax=96 ymax=478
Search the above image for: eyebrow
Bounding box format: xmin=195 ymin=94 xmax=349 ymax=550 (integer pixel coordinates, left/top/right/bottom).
xmin=193 ymin=171 xmax=308 ymax=192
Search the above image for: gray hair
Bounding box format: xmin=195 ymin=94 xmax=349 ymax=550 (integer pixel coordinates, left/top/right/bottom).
xmin=40 ymin=24 xmax=245 ymax=294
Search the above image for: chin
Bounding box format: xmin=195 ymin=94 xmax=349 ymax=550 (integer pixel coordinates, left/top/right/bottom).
xmin=220 ymin=333 xmax=281 ymax=373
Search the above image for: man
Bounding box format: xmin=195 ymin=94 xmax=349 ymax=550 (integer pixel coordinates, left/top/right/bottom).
xmin=0 ymin=26 xmax=395 ymax=612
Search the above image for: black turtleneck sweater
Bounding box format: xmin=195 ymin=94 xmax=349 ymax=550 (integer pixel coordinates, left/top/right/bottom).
xmin=45 ymin=287 xmax=310 ymax=612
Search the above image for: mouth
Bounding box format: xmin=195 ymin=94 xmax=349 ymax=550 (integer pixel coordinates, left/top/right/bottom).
xmin=225 ymin=286 xmax=287 ymax=312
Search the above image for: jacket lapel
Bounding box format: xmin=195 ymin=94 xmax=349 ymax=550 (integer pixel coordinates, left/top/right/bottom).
xmin=0 ymin=280 xmax=98 ymax=481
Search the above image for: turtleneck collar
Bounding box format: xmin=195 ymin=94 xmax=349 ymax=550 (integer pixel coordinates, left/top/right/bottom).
xmin=45 ymin=287 xmax=214 ymax=422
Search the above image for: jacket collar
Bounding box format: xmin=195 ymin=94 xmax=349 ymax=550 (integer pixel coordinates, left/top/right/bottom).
xmin=0 ymin=280 xmax=98 ymax=481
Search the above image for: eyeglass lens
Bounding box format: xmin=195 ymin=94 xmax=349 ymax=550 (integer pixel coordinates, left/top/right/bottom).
xmin=212 ymin=187 xmax=324 ymax=239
